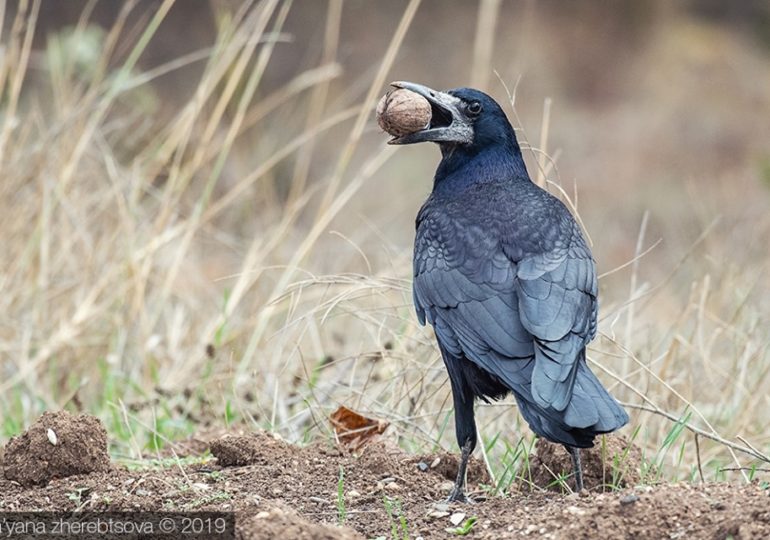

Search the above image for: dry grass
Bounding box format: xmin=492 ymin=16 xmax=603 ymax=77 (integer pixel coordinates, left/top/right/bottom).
xmin=1 ymin=1 xmax=769 ymax=489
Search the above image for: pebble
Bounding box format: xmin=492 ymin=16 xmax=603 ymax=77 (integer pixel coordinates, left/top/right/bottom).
xmin=620 ymin=494 xmax=639 ymax=505
xmin=432 ymin=503 xmax=450 ymax=512
xmin=431 ymin=457 xmax=441 ymax=468
xmin=439 ymin=481 xmax=454 ymax=492
xmin=384 ymin=482 xmax=401 ymax=492
xmin=47 ymin=429 xmax=58 ymax=446
xmin=427 ymin=510 xmax=450 ymax=519
xmin=449 ymin=512 xmax=466 ymax=526
xmin=566 ymin=505 xmax=585 ymax=516
xmin=255 ymin=511 xmax=270 ymax=519
xmin=417 ymin=461 xmax=429 ymax=472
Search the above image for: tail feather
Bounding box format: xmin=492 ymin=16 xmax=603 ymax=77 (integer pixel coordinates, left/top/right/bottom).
xmin=512 ymin=358 xmax=628 ymax=448
xmin=567 ymin=360 xmax=628 ymax=433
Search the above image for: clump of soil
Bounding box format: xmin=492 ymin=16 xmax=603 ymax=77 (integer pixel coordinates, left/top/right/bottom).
xmin=408 ymin=451 xmax=491 ymax=485
xmin=530 ymin=434 xmax=643 ymax=491
xmin=2 ymin=410 xmax=111 ymax=487
xmin=211 ymin=432 xmax=292 ymax=466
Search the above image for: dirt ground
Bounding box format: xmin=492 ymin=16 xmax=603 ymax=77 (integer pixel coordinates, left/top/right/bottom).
xmin=1 ymin=413 xmax=769 ymax=539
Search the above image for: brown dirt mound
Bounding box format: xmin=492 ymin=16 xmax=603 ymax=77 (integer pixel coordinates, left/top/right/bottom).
xmin=530 ymin=434 xmax=643 ymax=491
xmin=211 ymin=432 xmax=294 ymax=467
xmin=2 ymin=410 xmax=111 ymax=487
xmin=407 ymin=451 xmax=492 ymax=486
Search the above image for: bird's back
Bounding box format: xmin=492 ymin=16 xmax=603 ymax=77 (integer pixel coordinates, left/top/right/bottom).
xmin=414 ymin=176 xmax=628 ymax=447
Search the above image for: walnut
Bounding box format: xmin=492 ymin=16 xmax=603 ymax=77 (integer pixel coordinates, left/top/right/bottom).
xmin=376 ymin=89 xmax=431 ymax=137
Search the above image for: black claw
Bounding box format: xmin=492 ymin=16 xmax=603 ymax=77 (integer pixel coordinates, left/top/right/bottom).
xmin=446 ymin=489 xmax=474 ymax=504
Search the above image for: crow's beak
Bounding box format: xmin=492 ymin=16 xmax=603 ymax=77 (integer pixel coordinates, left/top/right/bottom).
xmin=387 ymin=81 xmax=474 ymax=146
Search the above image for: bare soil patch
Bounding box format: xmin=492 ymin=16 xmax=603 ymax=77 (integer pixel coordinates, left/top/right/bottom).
xmin=1 ymin=416 xmax=768 ymax=539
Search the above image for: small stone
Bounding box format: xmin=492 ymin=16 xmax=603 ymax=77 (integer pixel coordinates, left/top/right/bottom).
xmin=620 ymin=494 xmax=639 ymax=505
xmin=347 ymin=490 xmax=360 ymax=498
xmin=439 ymin=481 xmax=454 ymax=492
xmin=381 ymin=477 xmax=396 ymax=484
xmin=255 ymin=511 xmax=270 ymax=519
xmin=47 ymin=429 xmax=58 ymax=446
xmin=566 ymin=505 xmax=585 ymax=516
xmin=384 ymin=482 xmax=401 ymax=492
xmin=427 ymin=510 xmax=450 ymax=519
xmin=417 ymin=461 xmax=429 ymax=472
xmin=432 ymin=502 xmax=450 ymax=512
xmin=191 ymin=483 xmax=210 ymax=492
xmin=430 ymin=457 xmax=441 ymax=468
xmin=449 ymin=512 xmax=466 ymax=526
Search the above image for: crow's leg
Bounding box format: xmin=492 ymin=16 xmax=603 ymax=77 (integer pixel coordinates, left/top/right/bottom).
xmin=439 ymin=347 xmax=478 ymax=503
xmin=565 ymin=445 xmax=584 ymax=492
xmin=447 ymin=438 xmax=474 ymax=503
xmin=446 ymin=376 xmax=477 ymax=503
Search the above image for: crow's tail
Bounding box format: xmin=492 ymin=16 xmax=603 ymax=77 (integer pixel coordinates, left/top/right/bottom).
xmin=514 ymin=355 xmax=628 ymax=449
xmin=569 ymin=358 xmax=629 ymax=434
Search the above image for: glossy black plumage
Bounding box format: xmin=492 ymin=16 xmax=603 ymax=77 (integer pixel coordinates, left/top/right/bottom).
xmin=402 ymin=85 xmax=628 ymax=498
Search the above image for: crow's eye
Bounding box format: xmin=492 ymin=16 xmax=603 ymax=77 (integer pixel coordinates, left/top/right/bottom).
xmin=467 ymin=101 xmax=483 ymax=116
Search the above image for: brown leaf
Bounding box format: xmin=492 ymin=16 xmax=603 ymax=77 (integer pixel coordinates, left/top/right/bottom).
xmin=329 ymin=406 xmax=389 ymax=450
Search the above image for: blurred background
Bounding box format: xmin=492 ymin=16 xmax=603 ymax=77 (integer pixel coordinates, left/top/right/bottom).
xmin=1 ymin=0 xmax=769 ymax=483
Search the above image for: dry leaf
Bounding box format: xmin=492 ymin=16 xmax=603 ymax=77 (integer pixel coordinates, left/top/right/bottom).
xmin=329 ymin=406 xmax=388 ymax=450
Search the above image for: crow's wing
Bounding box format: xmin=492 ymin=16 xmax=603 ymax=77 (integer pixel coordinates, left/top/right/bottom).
xmin=513 ymin=219 xmax=598 ymax=425
xmin=414 ymin=205 xmax=599 ymax=428
xmin=413 ymin=210 xmax=534 ymax=387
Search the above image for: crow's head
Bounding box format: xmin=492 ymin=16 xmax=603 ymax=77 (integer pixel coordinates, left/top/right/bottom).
xmin=387 ymin=82 xmax=517 ymax=152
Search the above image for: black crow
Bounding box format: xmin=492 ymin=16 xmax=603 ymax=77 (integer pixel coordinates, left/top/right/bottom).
xmin=388 ymin=82 xmax=628 ymax=502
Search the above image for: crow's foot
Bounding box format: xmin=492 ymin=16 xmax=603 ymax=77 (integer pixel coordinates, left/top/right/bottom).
xmin=446 ymin=488 xmax=474 ymax=504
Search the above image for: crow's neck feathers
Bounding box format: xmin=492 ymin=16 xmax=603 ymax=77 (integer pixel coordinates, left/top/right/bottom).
xmin=432 ymin=107 xmax=529 ymax=195
xmin=433 ymin=140 xmax=529 ymax=195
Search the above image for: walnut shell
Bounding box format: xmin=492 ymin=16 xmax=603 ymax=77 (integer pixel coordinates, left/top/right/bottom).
xmin=376 ymin=89 xmax=431 ymax=137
